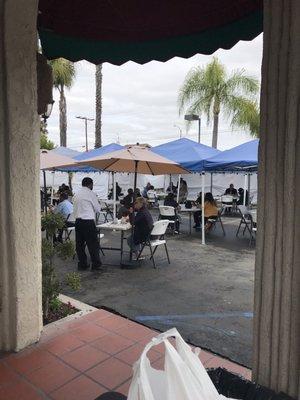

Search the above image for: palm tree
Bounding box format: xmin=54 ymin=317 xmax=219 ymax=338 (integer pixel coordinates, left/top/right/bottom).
xmin=95 ymin=64 xmax=103 ymax=148
xmin=49 ymin=58 xmax=76 ymax=147
xmin=178 ymin=57 xmax=260 ymax=148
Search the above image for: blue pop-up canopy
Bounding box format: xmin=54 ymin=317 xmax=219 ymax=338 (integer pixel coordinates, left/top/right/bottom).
xmin=203 ymin=139 xmax=259 ymax=172
xmin=58 ymin=142 xmax=124 ymax=172
xmin=152 ymin=138 xmax=220 ymax=172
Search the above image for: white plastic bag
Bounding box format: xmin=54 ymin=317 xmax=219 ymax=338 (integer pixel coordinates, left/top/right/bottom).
xmin=128 ymin=328 xmax=229 ymax=400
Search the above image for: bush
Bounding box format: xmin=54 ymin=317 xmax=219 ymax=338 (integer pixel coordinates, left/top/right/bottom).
xmin=41 ymin=213 xmax=79 ymax=320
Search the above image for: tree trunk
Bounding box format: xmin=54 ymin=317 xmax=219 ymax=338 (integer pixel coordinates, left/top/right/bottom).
xmin=252 ymin=0 xmax=300 ymax=397
xmin=59 ymin=85 xmax=67 ymax=147
xmin=212 ymin=113 xmax=219 ymax=148
xmin=95 ymin=64 xmax=103 ymax=148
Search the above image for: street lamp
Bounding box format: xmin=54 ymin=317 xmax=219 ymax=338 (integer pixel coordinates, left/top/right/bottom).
xmin=173 ymin=124 xmax=182 ymax=138
xmin=76 ymin=116 xmax=94 ymax=151
xmin=41 ymin=100 xmax=55 ymax=123
xmin=184 ymin=114 xmax=201 ymax=143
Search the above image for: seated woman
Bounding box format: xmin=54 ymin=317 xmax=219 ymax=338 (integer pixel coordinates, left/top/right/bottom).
xmin=162 ymin=192 xmax=180 ymax=233
xmin=123 ymin=188 xmax=134 ymax=209
xmin=127 ymin=197 xmax=153 ymax=259
xmin=50 ymin=192 xmax=74 ymax=242
xmin=204 ymin=192 xmax=218 ymax=230
xmin=193 ymin=192 xmax=218 ymax=230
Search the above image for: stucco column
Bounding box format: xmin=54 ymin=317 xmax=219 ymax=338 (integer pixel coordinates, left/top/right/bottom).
xmin=253 ymin=1 xmax=300 ymax=397
xmin=0 ymin=0 xmax=42 ymax=350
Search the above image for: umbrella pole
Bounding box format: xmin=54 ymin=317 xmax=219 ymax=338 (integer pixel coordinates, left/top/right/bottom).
xmin=43 ymin=170 xmax=47 ymax=214
xmin=201 ymin=173 xmax=205 ymax=245
xmin=50 ymin=171 xmax=55 ymax=205
xmin=113 ymin=172 xmax=116 ymax=221
xmin=210 ymin=173 xmax=213 ymax=193
xmin=177 ymin=174 xmax=181 ymax=204
xmin=129 ymin=162 xmax=138 ymax=262
xmin=243 ymin=174 xmax=247 ymax=206
xmin=247 ymin=173 xmax=251 ymax=206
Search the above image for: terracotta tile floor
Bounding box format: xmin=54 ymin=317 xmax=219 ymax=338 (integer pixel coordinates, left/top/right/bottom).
xmin=0 ymin=309 xmax=252 ymax=400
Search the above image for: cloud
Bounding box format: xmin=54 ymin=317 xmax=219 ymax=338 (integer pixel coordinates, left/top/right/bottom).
xmin=47 ymin=34 xmax=262 ymax=151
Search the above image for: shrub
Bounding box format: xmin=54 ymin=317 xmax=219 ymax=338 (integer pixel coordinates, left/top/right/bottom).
xmin=41 ymin=213 xmax=79 ymax=320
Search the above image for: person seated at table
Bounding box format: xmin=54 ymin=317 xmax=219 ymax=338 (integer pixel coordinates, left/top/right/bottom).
xmin=127 ymin=197 xmax=153 ymax=259
xmin=135 ymin=188 xmax=142 ymax=198
xmin=167 ymin=181 xmax=177 ymax=194
xmin=178 ymin=178 xmax=188 ymax=203
xmin=142 ymin=182 xmax=152 ymax=197
xmin=237 ymin=187 xmax=249 ymax=206
xmin=224 ymin=183 xmax=238 ymax=196
xmin=193 ymin=192 xmax=202 ymax=228
xmin=58 ymin=183 xmax=72 ymax=196
xmin=51 ymin=192 xmax=74 ymax=242
xmin=193 ymin=192 xmax=218 ymax=230
xmin=123 ymin=188 xmax=134 ymax=209
xmin=163 ymin=192 xmax=180 ymax=233
xmin=204 ymin=192 xmax=218 ymax=228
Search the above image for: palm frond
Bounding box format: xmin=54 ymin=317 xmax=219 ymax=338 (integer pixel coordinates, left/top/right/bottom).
xmin=49 ymin=58 xmax=76 ymax=90
xmin=225 ymin=96 xmax=260 ymax=137
xmin=225 ymin=70 xmax=259 ymax=98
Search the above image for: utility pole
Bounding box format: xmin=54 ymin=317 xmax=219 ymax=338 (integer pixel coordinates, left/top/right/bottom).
xmin=76 ymin=116 xmax=94 ymax=151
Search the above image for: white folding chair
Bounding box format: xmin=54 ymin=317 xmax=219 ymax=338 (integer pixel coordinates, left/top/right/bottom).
xmin=236 ymin=205 xmax=252 ymax=237
xmin=158 ymin=205 xmax=178 ymax=233
xmin=147 ymin=190 xmax=157 ymax=207
xmin=221 ymin=195 xmax=233 ymax=214
xmin=137 ymin=220 xmax=170 ymax=268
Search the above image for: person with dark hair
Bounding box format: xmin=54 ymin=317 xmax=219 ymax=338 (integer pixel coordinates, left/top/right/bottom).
xmin=193 ymin=192 xmax=202 ymax=229
xmin=237 ymin=187 xmax=249 ymax=205
xmin=51 ymin=192 xmax=74 ymax=242
xmin=58 ymin=183 xmax=72 ymax=196
xmin=73 ymin=177 xmax=103 ymax=271
xmin=225 ymin=183 xmax=238 ymax=196
xmin=123 ymin=188 xmax=134 ymax=209
xmin=127 ymin=197 xmax=153 ymax=258
xmin=135 ymin=187 xmax=142 ymax=198
xmin=108 ymin=182 xmax=122 ymax=200
xmin=193 ymin=192 xmax=218 ymax=230
xmin=142 ymin=182 xmax=152 ymax=197
xmin=163 ymin=192 xmax=180 ymax=232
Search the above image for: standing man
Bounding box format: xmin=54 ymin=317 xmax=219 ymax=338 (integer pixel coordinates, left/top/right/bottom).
xmin=73 ymin=177 xmax=103 ymax=271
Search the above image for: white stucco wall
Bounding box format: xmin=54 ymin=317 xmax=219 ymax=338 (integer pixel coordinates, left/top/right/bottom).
xmin=0 ymin=0 xmax=42 ymax=350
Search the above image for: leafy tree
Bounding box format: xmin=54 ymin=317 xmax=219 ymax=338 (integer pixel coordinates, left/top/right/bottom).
xmin=178 ymin=57 xmax=260 ymax=148
xmin=49 ymin=58 xmax=76 ymax=147
xmin=40 ymin=119 xmax=55 ymax=149
xmin=95 ymin=64 xmax=103 ymax=148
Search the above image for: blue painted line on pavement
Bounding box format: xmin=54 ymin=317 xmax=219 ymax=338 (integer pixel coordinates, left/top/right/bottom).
xmin=135 ymin=311 xmax=253 ymax=322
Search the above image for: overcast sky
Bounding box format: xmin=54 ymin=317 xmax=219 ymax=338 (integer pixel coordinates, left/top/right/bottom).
xmin=47 ymin=34 xmax=263 ymax=152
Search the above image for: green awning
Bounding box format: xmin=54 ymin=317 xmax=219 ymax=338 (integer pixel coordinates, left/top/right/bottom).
xmin=38 ymin=1 xmax=263 ymax=65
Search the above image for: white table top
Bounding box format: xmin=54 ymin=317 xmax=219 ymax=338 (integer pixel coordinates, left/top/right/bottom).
xmin=179 ymin=206 xmax=199 ymax=213
xmin=97 ymin=221 xmax=131 ymax=231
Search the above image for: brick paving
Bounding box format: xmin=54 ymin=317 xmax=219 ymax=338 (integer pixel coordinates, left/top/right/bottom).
xmin=0 ymin=309 xmax=251 ymax=400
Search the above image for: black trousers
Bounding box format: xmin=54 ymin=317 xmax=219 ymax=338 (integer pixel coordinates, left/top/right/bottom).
xmin=75 ymin=219 xmax=101 ymax=267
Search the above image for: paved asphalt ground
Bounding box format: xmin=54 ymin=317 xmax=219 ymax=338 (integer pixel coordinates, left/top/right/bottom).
xmin=58 ymin=210 xmax=255 ymax=367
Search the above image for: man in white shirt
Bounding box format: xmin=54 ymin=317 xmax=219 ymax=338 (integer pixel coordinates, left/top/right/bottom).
xmin=73 ymin=177 xmax=102 ymax=271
